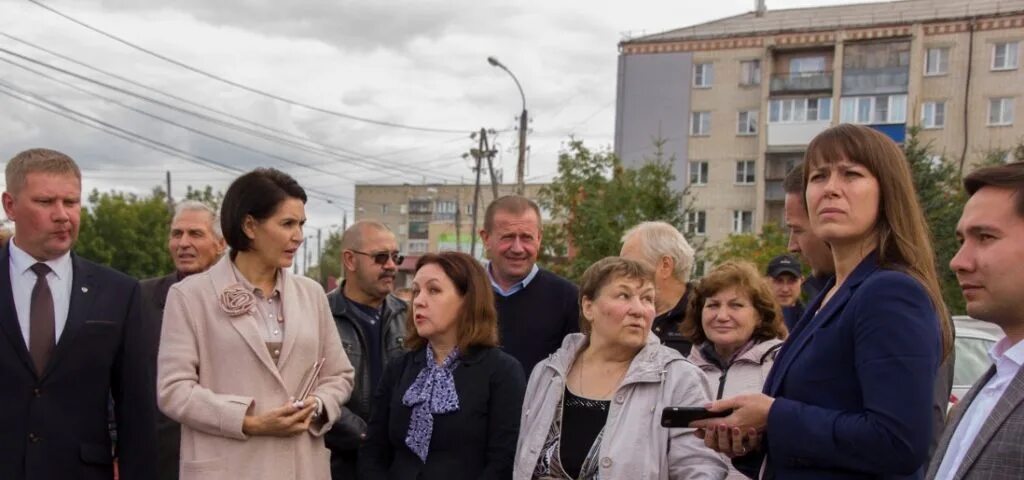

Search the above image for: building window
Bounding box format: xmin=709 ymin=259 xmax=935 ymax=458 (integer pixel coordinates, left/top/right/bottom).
xmin=921 ymin=101 xmax=946 ymax=129
xmin=408 ymin=199 xmax=432 ymax=214
xmin=694 ymin=63 xmax=714 ymax=88
xmin=693 ymin=260 xmax=707 ymax=278
xmin=407 ymin=240 xmax=429 ymax=254
xmin=732 ymin=210 xmax=754 ymax=234
xmin=408 ymin=221 xmax=429 ymax=240
xmin=381 ymin=204 xmax=389 ymax=215
xmin=689 ymin=161 xmax=709 ymax=185
xmin=840 ymin=94 xmax=907 ymax=124
xmin=685 ymin=210 xmax=707 ymax=236
xmin=691 ymin=111 xmax=711 ymax=136
xmin=735 ymin=160 xmax=756 ymax=185
xmin=924 ymin=47 xmax=949 ymax=76
xmin=740 ymin=60 xmax=761 ymax=86
xmin=737 ymin=110 xmax=758 ymax=135
xmin=989 ymin=97 xmax=1015 ymax=126
xmin=993 ymin=42 xmax=1019 ymax=70
xmin=768 ymin=98 xmax=831 ymax=123
xmin=790 ymin=56 xmax=826 ymax=74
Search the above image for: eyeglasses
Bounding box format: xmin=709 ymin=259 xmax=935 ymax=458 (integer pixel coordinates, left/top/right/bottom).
xmin=350 ymin=250 xmax=404 ymax=266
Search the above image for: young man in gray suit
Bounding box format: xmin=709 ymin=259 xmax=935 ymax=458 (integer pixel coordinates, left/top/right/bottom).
xmin=929 ymin=161 xmax=1024 ymax=479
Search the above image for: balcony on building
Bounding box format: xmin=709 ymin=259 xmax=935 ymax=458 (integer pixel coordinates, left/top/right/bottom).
xmin=770 ymin=71 xmax=833 ymax=94
xmin=841 ymin=66 xmax=908 ymax=95
xmin=841 ymin=40 xmax=910 ymax=96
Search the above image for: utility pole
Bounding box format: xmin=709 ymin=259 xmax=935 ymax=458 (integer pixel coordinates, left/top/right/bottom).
xmin=165 ymin=171 xmax=174 ymax=213
xmin=470 ymin=129 xmax=484 ymax=257
xmin=516 ymin=110 xmax=527 ymax=195
xmin=483 ymin=130 xmax=499 ymax=201
xmin=454 ymin=194 xmax=462 ymax=252
xmin=317 ymin=228 xmax=324 ymax=287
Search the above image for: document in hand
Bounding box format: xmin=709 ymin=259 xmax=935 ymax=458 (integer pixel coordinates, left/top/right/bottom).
xmin=294 ymin=357 xmax=326 ymax=402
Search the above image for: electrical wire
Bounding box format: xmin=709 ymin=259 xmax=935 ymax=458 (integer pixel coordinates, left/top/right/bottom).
xmin=26 ymin=0 xmax=478 ymax=135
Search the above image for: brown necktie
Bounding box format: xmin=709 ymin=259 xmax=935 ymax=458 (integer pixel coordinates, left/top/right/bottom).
xmin=29 ymin=263 xmax=55 ymax=375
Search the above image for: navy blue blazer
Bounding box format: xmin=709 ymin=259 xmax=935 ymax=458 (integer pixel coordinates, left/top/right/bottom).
xmin=0 ymin=247 xmax=158 ymax=480
xmin=738 ymin=253 xmax=941 ymax=480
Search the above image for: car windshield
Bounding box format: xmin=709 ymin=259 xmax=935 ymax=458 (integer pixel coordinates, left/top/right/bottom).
xmin=954 ymin=336 xmax=996 ymax=386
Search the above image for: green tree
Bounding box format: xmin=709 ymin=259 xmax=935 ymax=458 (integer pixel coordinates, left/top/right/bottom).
xmin=305 ymin=230 xmax=343 ymax=286
xmin=76 ymin=187 xmax=174 ymax=279
xmin=704 ymin=223 xmax=790 ymax=273
xmin=184 ymin=185 xmax=224 ymax=212
xmin=538 ymin=139 xmax=694 ymax=282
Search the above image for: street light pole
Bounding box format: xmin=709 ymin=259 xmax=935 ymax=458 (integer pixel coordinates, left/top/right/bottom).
xmin=488 ymin=56 xmax=527 ymax=195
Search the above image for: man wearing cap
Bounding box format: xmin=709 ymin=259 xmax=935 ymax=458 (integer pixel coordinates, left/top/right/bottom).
xmin=767 ymin=254 xmax=804 ymax=330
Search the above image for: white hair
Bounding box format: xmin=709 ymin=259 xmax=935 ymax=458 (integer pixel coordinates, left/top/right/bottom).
xmin=173 ymin=200 xmax=222 ymax=239
xmin=621 ymin=221 xmax=695 ymax=283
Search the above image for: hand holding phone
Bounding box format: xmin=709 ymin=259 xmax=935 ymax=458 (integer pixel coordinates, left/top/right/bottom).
xmin=660 ymin=406 xmax=733 ymax=428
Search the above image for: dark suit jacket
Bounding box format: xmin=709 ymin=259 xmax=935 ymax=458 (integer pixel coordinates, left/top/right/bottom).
xmin=358 ymin=346 xmax=526 ymax=480
xmin=0 ymin=247 xmax=158 ymax=480
xmin=141 ymin=272 xmax=181 ymax=480
xmin=926 ymin=362 xmax=1024 ymax=479
xmin=738 ymin=253 xmax=942 ymax=479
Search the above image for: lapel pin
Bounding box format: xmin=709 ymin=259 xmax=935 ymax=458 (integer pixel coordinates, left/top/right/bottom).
xmin=81 ymin=286 xmax=89 ymax=293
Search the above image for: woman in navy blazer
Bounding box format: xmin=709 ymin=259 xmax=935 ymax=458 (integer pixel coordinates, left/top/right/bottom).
xmin=693 ymin=124 xmax=953 ymax=479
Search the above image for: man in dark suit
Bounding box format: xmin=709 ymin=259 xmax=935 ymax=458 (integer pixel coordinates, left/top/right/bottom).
xmin=929 ymin=162 xmax=1024 ymax=479
xmin=141 ymin=200 xmax=225 ymax=480
xmin=0 ymin=148 xmax=157 ymax=479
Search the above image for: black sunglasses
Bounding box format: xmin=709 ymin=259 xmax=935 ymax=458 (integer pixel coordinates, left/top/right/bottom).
xmin=350 ymin=250 xmax=404 ymax=266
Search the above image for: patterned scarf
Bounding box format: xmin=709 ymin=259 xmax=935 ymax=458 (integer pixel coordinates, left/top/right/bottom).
xmin=402 ymin=345 xmax=461 ymax=462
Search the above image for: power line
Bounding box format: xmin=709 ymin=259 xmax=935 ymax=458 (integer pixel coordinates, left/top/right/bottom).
xmin=26 ymin=0 xmax=476 ymax=135
xmin=0 ymin=79 xmax=351 ymax=205
xmin=0 ymin=46 xmax=468 ymax=182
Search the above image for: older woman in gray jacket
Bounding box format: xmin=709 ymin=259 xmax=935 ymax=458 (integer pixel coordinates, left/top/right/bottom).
xmin=514 ymin=257 xmax=727 ymax=480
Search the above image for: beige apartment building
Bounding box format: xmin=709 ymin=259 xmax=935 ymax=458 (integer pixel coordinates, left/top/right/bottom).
xmin=615 ymin=0 xmax=1024 ymax=249
xmin=353 ymin=183 xmax=547 ymax=261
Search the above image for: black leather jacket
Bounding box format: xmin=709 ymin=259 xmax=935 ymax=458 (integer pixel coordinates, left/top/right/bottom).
xmin=324 ymin=284 xmax=407 ymax=453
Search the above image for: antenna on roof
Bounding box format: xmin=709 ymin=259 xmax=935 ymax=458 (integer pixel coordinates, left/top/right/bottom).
xmin=755 ymin=0 xmax=767 ymax=17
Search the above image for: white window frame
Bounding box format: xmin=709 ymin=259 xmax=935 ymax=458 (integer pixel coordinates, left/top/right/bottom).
xmin=689 ymin=161 xmax=709 ymax=186
xmin=790 ymin=56 xmax=826 ymax=74
xmin=769 ymin=97 xmax=832 ymax=123
xmin=992 ymin=42 xmax=1020 ymax=71
xmin=988 ymin=97 xmax=1015 ymax=126
xmin=840 ymin=94 xmax=907 ymax=124
xmin=924 ymin=47 xmax=950 ymax=76
xmin=732 ymin=210 xmax=754 ymax=234
xmin=735 ymin=160 xmax=756 ymax=185
xmin=740 ymin=60 xmax=761 ymax=86
xmin=685 ymin=210 xmax=707 ymax=236
xmin=691 ymin=111 xmax=711 ymax=136
xmin=921 ymin=101 xmax=946 ymax=129
xmin=737 ymin=110 xmax=758 ymax=135
xmin=694 ymin=63 xmax=714 ymax=88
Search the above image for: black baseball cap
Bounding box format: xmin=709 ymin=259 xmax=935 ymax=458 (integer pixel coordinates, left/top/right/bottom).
xmin=767 ymin=254 xmax=802 ymax=278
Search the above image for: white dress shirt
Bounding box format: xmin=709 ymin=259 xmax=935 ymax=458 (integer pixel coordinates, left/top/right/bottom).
xmin=7 ymin=238 xmax=74 ymax=346
xmin=934 ymin=335 xmax=1024 ymax=479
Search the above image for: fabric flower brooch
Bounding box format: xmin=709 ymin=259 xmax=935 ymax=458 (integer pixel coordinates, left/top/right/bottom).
xmin=219 ymin=284 xmax=256 ymax=317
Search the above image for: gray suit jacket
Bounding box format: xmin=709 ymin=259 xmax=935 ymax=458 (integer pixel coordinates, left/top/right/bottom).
xmin=927 ymin=363 xmax=1024 ymax=479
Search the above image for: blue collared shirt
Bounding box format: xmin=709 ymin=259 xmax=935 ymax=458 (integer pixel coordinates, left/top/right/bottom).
xmin=487 ymin=262 xmax=539 ymax=297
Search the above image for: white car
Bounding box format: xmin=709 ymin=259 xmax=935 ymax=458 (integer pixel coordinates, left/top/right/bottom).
xmin=950 ymin=316 xmax=1004 ymax=406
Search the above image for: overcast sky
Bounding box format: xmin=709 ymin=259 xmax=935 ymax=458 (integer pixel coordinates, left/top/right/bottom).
xmin=0 ymin=0 xmax=886 ymax=237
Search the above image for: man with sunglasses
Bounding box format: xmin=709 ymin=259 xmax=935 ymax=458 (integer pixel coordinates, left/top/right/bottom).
xmin=325 ymin=220 xmax=408 ymax=479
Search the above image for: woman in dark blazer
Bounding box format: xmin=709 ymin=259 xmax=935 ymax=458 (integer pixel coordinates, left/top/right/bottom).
xmin=694 ymin=124 xmax=952 ymax=479
xmin=358 ymin=251 xmax=526 ymax=479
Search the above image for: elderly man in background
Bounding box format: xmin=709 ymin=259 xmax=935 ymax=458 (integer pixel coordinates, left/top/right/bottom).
xmin=619 ymin=221 xmax=697 ymax=356
xmin=140 ymin=200 xmax=225 ymax=480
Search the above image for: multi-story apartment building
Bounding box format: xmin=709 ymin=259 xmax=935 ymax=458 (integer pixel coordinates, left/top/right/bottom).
xmin=615 ymin=0 xmax=1024 ymax=246
xmin=353 ymin=183 xmax=548 ymax=260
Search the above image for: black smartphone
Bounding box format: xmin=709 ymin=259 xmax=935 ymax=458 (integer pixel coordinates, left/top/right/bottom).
xmin=660 ymin=406 xmax=733 ymax=428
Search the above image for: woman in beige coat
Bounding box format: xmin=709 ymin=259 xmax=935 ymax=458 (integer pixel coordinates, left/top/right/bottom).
xmin=681 ymin=261 xmax=787 ymax=480
xmin=158 ymin=168 xmax=354 ymax=480
xmin=514 ymin=257 xmax=727 ymax=480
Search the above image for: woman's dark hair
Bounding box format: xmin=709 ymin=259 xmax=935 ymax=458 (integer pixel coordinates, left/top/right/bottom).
xmin=404 ymin=252 xmax=499 ymax=351
xmin=681 ymin=260 xmax=788 ymax=345
xmin=220 ymin=168 xmax=306 ymax=258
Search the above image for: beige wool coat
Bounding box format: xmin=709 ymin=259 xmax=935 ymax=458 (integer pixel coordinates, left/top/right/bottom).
xmin=157 ymin=256 xmax=354 ymax=480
